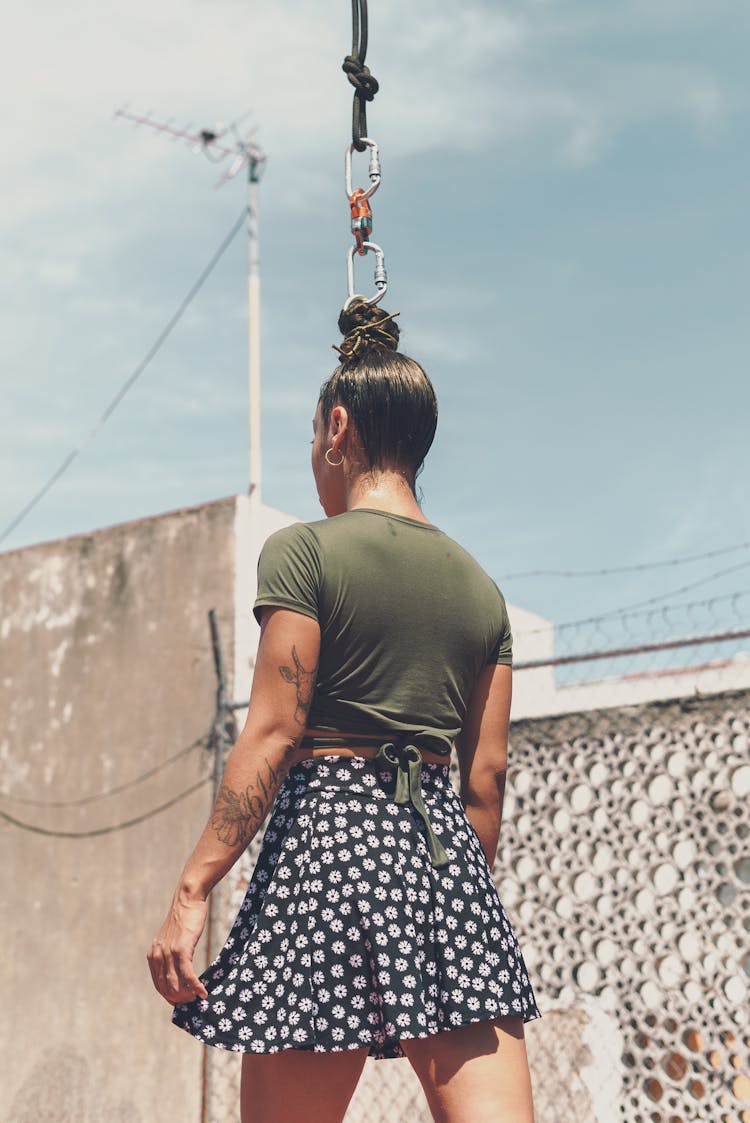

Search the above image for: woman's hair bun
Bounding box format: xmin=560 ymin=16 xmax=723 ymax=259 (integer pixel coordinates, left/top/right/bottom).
xmin=334 ymin=300 xmax=400 ymax=364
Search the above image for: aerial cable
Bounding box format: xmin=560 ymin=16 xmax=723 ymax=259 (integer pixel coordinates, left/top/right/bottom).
xmin=496 ymin=539 xmax=750 ymax=581
xmin=0 ymin=732 xmax=209 ymax=809
xmin=0 ymin=777 xmax=211 ymax=839
xmin=0 ymin=208 xmax=246 ymax=547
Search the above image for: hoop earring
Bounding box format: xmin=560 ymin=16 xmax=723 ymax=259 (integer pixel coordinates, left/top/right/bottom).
xmin=325 ymin=447 xmax=344 ymax=467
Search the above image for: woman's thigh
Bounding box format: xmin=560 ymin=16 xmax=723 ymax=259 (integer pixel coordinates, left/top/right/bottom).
xmin=241 ymin=1044 xmax=370 ymax=1123
xmin=400 ymin=1016 xmax=535 ymax=1123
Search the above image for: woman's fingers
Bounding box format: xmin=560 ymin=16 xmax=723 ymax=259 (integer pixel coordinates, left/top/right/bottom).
xmin=147 ymin=940 xmax=168 ymax=995
xmin=176 ymin=948 xmax=209 ymax=1000
xmin=163 ymin=944 xmax=182 ymax=997
xmin=147 ymin=895 xmax=209 ymax=1004
xmin=147 ymin=937 xmax=207 ymax=1004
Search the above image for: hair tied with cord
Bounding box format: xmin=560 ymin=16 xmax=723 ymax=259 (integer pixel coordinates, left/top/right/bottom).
xmin=333 ymin=299 xmax=401 ymax=364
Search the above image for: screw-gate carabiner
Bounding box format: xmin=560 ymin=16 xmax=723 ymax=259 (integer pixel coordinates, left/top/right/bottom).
xmin=345 ymin=241 xmax=387 ymax=307
xmin=345 ymin=138 xmax=381 ymax=201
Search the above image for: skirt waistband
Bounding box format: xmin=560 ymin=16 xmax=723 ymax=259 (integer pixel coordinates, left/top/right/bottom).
xmin=298 ymin=734 xmax=451 ymax=869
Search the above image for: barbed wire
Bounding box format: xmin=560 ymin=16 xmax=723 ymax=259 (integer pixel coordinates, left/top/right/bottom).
xmin=513 ymin=589 xmax=750 ymax=687
xmin=516 ymin=588 xmax=749 ymax=638
xmin=514 ymin=561 xmax=750 ymax=636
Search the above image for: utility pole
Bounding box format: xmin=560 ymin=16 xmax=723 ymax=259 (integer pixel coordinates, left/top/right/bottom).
xmin=115 ymin=108 xmax=267 ymax=501
xmin=246 ymin=154 xmax=262 ymax=505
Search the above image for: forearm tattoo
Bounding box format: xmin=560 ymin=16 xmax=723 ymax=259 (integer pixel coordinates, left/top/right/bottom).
xmin=210 ymin=647 xmax=316 ymax=848
xmin=211 ymin=757 xmax=283 ymax=849
xmin=278 ymin=645 xmax=317 ymax=727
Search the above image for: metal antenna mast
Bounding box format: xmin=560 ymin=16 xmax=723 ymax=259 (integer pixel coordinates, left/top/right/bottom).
xmin=115 ymin=107 xmax=267 ymax=503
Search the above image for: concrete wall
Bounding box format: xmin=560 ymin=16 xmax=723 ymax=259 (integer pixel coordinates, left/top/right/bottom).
xmin=0 ymin=496 xmax=295 ymax=1123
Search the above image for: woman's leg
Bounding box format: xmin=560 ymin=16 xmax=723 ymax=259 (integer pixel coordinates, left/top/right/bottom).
xmin=400 ymin=1016 xmax=535 ymax=1123
xmin=241 ymin=1044 xmax=370 ymax=1123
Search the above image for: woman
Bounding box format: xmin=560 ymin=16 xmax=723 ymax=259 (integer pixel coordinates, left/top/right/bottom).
xmin=148 ymin=301 xmax=541 ymax=1123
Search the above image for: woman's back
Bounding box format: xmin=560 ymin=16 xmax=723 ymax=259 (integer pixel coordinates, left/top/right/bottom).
xmin=254 ymin=507 xmax=513 ymax=743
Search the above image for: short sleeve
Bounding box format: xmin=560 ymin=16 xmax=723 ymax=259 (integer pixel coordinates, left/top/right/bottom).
xmin=253 ymin=523 xmax=322 ymax=625
xmin=487 ymin=585 xmax=513 ymax=666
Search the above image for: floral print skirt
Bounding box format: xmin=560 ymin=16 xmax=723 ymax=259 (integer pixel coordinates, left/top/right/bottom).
xmin=172 ymin=753 xmax=542 ymax=1059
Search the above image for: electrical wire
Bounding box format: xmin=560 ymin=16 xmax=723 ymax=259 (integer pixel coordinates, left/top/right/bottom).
xmin=0 ymin=732 xmax=209 ymax=808
xmin=497 ymin=539 xmax=750 ymax=581
xmin=0 ymin=776 xmax=211 ymax=838
xmin=0 ymin=208 xmax=247 ymax=547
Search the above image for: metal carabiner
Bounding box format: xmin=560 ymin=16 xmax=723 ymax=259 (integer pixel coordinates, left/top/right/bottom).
xmin=345 ymin=138 xmax=381 ymax=201
xmin=345 ymin=241 xmax=387 ymax=307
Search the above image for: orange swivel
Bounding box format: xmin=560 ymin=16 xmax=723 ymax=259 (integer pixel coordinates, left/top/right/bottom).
xmin=349 ymin=188 xmax=373 ymax=255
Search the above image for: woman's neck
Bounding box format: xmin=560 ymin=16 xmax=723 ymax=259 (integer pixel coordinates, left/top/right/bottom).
xmin=345 ymin=471 xmax=430 ymax=524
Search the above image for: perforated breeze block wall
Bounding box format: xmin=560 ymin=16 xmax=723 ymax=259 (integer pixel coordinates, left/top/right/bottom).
xmin=505 ymin=686 xmax=750 ymax=1123
xmin=213 ymin=686 xmax=749 ymax=1123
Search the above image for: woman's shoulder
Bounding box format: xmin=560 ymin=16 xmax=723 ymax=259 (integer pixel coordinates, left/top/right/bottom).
xmin=258 ymin=520 xmax=326 ymax=570
xmin=436 ymin=525 xmax=507 ymax=589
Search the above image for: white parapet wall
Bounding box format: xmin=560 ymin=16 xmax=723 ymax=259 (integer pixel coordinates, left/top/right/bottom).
xmin=232 ymin=495 xmax=300 ymax=728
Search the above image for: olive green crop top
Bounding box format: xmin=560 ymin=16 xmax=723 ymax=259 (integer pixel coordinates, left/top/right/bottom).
xmin=253 ymin=508 xmax=512 ymax=748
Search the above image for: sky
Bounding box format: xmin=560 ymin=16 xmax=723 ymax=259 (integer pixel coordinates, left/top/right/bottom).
xmin=2 ymin=0 xmax=749 ymax=667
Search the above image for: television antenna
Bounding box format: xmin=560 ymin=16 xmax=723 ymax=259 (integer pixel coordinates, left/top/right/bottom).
xmin=115 ymin=106 xmax=267 ymax=502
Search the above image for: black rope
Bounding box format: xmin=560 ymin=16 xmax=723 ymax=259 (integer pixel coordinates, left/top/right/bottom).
xmin=343 ymin=0 xmax=379 ymax=151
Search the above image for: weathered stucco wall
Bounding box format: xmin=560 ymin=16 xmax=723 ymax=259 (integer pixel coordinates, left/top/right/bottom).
xmin=0 ymin=498 xmax=240 ymax=1122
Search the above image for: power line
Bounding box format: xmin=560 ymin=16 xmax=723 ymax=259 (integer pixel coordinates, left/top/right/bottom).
xmin=497 ymin=539 xmax=750 ymax=581
xmin=0 ymin=776 xmax=211 ymax=838
xmin=0 ymin=733 xmax=209 ymax=808
xmin=0 ymin=208 xmax=247 ymax=547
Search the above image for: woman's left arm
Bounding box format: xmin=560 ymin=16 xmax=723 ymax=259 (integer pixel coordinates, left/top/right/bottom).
xmin=147 ymin=606 xmax=320 ymax=1005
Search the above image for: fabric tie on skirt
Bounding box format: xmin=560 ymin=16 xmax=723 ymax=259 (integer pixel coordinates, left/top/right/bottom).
xmin=298 ymin=731 xmax=452 ymax=869
xmin=374 ymin=740 xmax=450 ymax=869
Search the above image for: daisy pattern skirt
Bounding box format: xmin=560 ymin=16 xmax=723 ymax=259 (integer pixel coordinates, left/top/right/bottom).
xmin=172 ymin=753 xmax=542 ymax=1059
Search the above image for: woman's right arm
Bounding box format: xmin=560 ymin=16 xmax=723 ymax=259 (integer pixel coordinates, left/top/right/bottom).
xmin=455 ymin=663 xmax=512 ymax=868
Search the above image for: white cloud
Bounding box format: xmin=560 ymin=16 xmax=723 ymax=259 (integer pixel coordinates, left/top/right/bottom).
xmin=683 ymin=82 xmax=725 ymax=129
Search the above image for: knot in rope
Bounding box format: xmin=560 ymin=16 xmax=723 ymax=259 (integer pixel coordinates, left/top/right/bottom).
xmin=342 ymin=55 xmax=380 ymax=101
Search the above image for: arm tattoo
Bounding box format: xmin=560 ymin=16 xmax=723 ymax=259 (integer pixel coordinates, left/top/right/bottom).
xmin=278 ymin=645 xmax=317 ymax=727
xmin=211 ymin=757 xmax=283 ymax=848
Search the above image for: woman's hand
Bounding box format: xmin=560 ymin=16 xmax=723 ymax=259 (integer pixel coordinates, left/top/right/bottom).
xmin=146 ymin=608 xmax=320 ymax=1009
xmin=147 ymin=888 xmax=210 ymax=1005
